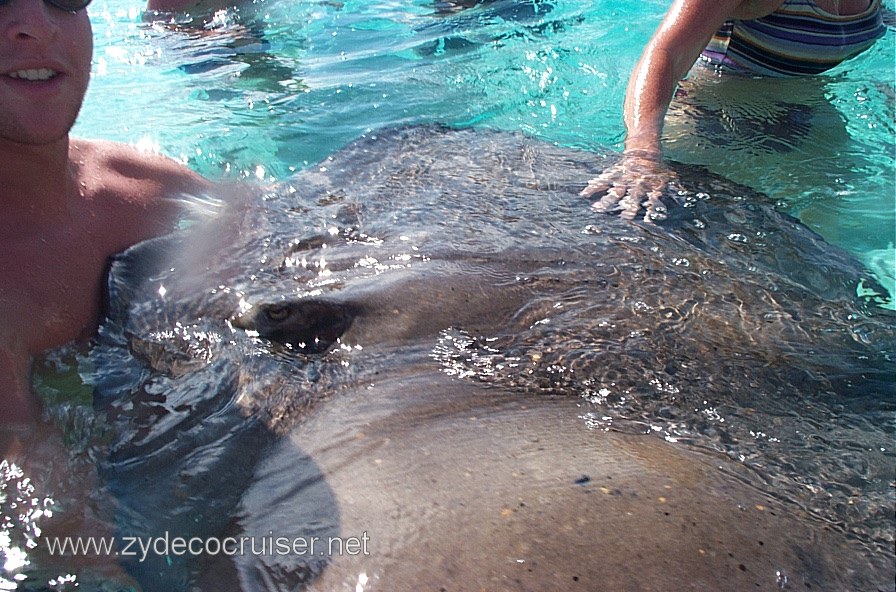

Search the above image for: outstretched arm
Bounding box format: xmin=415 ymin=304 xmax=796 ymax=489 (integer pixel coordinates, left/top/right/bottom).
xmin=582 ymin=0 xmax=776 ymax=221
xmin=622 ymin=0 xmax=746 ymax=155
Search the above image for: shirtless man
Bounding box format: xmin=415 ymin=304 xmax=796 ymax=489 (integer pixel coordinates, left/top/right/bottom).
xmin=0 ymin=0 xmax=211 ymax=425
xmin=581 ymin=0 xmax=886 ymax=221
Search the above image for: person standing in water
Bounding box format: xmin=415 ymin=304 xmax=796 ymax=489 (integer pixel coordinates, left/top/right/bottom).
xmin=581 ymin=0 xmax=887 ymax=222
xmin=0 ymin=0 xmax=212 ymax=426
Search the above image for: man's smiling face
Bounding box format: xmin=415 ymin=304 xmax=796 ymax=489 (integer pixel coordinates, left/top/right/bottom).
xmin=0 ymin=0 xmax=92 ymax=146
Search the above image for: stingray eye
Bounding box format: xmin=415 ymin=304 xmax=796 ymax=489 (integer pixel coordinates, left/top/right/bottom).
xmin=265 ymin=305 xmax=291 ymax=322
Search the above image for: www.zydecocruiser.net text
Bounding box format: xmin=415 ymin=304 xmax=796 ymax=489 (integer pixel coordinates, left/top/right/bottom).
xmin=43 ymin=531 xmax=371 ymax=563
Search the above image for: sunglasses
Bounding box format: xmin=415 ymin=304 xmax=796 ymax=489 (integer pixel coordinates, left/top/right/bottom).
xmin=0 ymin=0 xmax=93 ymax=13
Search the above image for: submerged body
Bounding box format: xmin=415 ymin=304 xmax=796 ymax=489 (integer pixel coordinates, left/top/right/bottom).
xmin=28 ymin=126 xmax=894 ymax=590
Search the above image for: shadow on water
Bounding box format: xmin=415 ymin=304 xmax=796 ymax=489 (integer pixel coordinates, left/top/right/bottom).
xmin=153 ymin=0 xmax=561 ymax=85
xmin=18 ymin=125 xmax=895 ymax=591
xmin=416 ymin=0 xmax=564 ymax=57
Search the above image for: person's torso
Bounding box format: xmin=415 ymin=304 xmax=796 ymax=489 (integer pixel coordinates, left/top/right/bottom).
xmin=700 ymin=0 xmax=885 ymax=76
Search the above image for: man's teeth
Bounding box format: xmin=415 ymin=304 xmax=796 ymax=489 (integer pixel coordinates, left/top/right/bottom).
xmin=8 ymin=69 xmax=57 ymax=81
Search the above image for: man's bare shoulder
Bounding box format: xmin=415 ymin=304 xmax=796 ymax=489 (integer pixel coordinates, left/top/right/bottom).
xmin=66 ymin=138 xmax=219 ymax=260
xmin=71 ymin=138 xmax=212 ymax=207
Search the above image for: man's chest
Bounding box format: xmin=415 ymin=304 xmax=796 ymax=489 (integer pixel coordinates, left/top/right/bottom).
xmin=0 ymin=233 xmax=107 ymax=353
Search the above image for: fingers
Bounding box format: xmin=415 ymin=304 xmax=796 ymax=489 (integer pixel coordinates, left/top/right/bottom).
xmin=588 ymin=181 xmax=645 ymax=218
xmin=591 ymin=186 xmax=625 ymax=213
xmin=618 ymin=191 xmax=643 ymax=220
xmin=586 ymin=182 xmax=668 ymax=223
xmin=580 ymin=177 xmax=610 ymax=199
xmin=581 ymin=158 xmax=679 ymax=222
xmin=642 ymin=190 xmax=668 ymax=223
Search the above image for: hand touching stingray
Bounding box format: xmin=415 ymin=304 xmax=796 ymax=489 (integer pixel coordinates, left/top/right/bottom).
xmin=580 ymin=150 xmax=680 ymax=222
xmin=582 ymin=0 xmax=885 ymax=223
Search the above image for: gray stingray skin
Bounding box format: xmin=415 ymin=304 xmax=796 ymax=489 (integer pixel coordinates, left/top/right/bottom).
xmin=89 ymin=125 xmax=894 ymax=591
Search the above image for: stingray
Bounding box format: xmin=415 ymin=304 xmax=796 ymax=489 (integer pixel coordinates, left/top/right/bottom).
xmin=77 ymin=125 xmax=892 ymax=591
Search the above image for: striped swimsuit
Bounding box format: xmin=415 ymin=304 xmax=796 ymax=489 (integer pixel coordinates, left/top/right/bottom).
xmin=699 ymin=0 xmax=885 ymax=76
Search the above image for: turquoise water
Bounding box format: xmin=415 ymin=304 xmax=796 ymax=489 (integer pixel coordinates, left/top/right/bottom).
xmin=76 ymin=0 xmax=895 ymax=305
